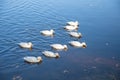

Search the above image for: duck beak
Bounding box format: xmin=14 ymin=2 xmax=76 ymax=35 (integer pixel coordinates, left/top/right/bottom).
xmin=64 ymin=48 xmax=68 ymax=51
xmin=76 ymin=27 xmax=78 ymax=30
xmin=40 ymin=59 xmax=43 ymax=62
xmin=78 ymin=36 xmax=82 ymax=38
xmin=56 ymin=55 xmax=60 ymax=58
xmin=82 ymin=45 xmax=87 ymax=48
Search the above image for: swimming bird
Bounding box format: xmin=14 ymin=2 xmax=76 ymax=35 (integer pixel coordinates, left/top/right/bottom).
xmin=69 ymin=41 xmax=87 ymax=48
xmin=64 ymin=25 xmax=78 ymax=31
xmin=42 ymin=51 xmax=60 ymax=58
xmin=67 ymin=21 xmax=79 ymax=26
xmin=50 ymin=44 xmax=68 ymax=50
xmin=23 ymin=56 xmax=42 ymax=63
xmin=40 ymin=29 xmax=55 ymax=36
xmin=69 ymin=32 xmax=82 ymax=38
xmin=19 ymin=42 xmax=33 ymax=49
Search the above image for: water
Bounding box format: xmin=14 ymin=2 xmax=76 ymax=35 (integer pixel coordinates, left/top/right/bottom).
xmin=0 ymin=0 xmax=120 ymax=80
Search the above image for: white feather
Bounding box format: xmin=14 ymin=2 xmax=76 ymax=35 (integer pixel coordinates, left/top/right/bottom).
xmin=69 ymin=41 xmax=87 ymax=48
xmin=50 ymin=44 xmax=68 ymax=50
xmin=19 ymin=42 xmax=33 ymax=49
xmin=42 ymin=51 xmax=60 ymax=58
xmin=69 ymin=32 xmax=82 ymax=38
xmin=23 ymin=56 xmax=42 ymax=63
xmin=67 ymin=21 xmax=79 ymax=26
xmin=40 ymin=29 xmax=54 ymax=36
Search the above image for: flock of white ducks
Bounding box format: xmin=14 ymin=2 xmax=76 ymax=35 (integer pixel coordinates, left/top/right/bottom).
xmin=19 ymin=21 xmax=87 ymax=63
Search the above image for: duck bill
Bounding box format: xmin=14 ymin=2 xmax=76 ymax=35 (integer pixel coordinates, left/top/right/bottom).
xmin=38 ymin=59 xmax=43 ymax=63
xmin=64 ymin=48 xmax=68 ymax=51
xmin=40 ymin=59 xmax=43 ymax=62
xmin=78 ymin=36 xmax=82 ymax=38
xmin=82 ymin=45 xmax=87 ymax=48
xmin=55 ymin=55 xmax=60 ymax=58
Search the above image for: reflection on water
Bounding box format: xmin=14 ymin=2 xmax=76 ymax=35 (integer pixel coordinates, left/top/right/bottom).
xmin=0 ymin=0 xmax=120 ymax=80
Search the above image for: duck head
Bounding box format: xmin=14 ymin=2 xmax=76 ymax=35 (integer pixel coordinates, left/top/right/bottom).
xmin=63 ymin=45 xmax=68 ymax=50
xmin=50 ymin=29 xmax=54 ymax=33
xmin=78 ymin=33 xmax=82 ymax=38
xmin=37 ymin=56 xmax=42 ymax=62
xmin=55 ymin=53 xmax=60 ymax=58
xmin=28 ymin=42 xmax=33 ymax=46
xmin=75 ymin=21 xmax=79 ymax=26
xmin=28 ymin=42 xmax=33 ymax=50
xmin=82 ymin=42 xmax=87 ymax=48
xmin=74 ymin=26 xmax=79 ymax=30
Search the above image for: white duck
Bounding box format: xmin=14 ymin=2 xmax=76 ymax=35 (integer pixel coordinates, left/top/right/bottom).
xmin=69 ymin=41 xmax=87 ymax=48
xmin=19 ymin=42 xmax=33 ymax=49
xmin=64 ymin=25 xmax=78 ymax=31
xmin=50 ymin=44 xmax=68 ymax=50
xmin=67 ymin=21 xmax=79 ymax=26
xmin=42 ymin=51 xmax=60 ymax=58
xmin=40 ymin=29 xmax=54 ymax=36
xmin=23 ymin=56 xmax=42 ymax=63
xmin=69 ymin=32 xmax=82 ymax=38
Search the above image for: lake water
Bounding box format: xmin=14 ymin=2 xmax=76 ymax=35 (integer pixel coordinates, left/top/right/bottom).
xmin=0 ymin=0 xmax=120 ymax=80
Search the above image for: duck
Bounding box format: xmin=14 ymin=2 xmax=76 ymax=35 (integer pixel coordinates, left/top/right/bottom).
xmin=69 ymin=41 xmax=87 ymax=48
xmin=69 ymin=32 xmax=82 ymax=38
xmin=67 ymin=21 xmax=79 ymax=26
xmin=42 ymin=51 xmax=60 ymax=58
xmin=40 ymin=29 xmax=55 ymax=36
xmin=64 ymin=25 xmax=78 ymax=31
xmin=19 ymin=42 xmax=33 ymax=49
xmin=50 ymin=44 xmax=68 ymax=50
xmin=23 ymin=56 xmax=42 ymax=63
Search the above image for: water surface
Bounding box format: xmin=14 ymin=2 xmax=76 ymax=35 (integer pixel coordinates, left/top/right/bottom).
xmin=0 ymin=0 xmax=120 ymax=80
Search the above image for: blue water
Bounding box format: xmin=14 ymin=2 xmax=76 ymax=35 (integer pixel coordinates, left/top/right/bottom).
xmin=0 ymin=0 xmax=120 ymax=80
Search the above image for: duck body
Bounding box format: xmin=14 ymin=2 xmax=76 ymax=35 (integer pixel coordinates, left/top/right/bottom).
xmin=40 ymin=29 xmax=54 ymax=36
xmin=64 ymin=25 xmax=78 ymax=31
xmin=42 ymin=51 xmax=60 ymax=58
xmin=19 ymin=42 xmax=33 ymax=49
xmin=23 ymin=56 xmax=42 ymax=63
xmin=50 ymin=44 xmax=68 ymax=50
xmin=69 ymin=32 xmax=82 ymax=38
xmin=69 ymin=41 xmax=87 ymax=48
xmin=67 ymin=21 xmax=79 ymax=26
